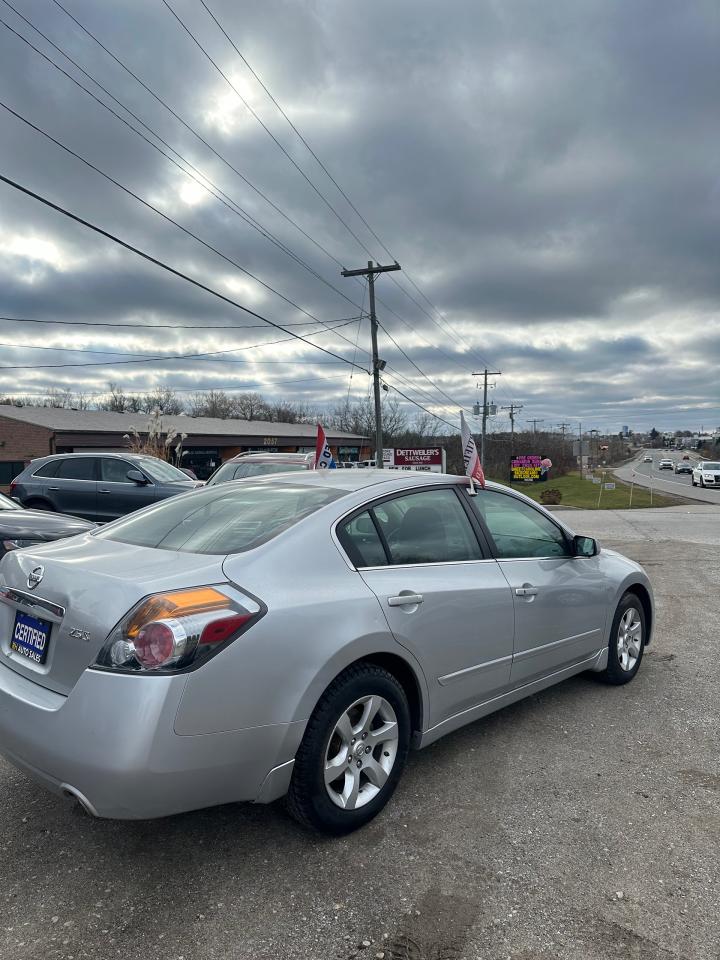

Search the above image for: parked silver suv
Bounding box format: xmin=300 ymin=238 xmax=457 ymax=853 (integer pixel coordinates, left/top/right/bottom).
xmin=11 ymin=454 xmax=201 ymax=522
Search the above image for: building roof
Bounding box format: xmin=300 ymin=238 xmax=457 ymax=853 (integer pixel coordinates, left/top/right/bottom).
xmin=0 ymin=404 xmax=366 ymax=442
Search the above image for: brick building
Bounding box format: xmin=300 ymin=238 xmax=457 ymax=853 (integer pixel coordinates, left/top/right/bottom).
xmin=0 ymin=405 xmax=369 ymax=485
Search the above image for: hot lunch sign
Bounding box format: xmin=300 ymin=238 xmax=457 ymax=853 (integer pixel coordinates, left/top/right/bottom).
xmin=384 ymin=447 xmax=446 ymax=472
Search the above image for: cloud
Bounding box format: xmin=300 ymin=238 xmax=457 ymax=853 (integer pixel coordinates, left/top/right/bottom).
xmin=0 ymin=0 xmax=717 ymax=431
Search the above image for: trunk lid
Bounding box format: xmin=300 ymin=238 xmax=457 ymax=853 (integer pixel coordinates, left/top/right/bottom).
xmin=0 ymin=534 xmax=226 ymax=696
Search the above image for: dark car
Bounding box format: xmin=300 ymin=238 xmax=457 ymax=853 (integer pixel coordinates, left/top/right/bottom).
xmin=0 ymin=490 xmax=95 ymax=561
xmin=674 ymin=461 xmax=693 ymax=474
xmin=10 ymin=454 xmax=202 ymax=522
xmin=204 ymin=452 xmax=315 ymax=486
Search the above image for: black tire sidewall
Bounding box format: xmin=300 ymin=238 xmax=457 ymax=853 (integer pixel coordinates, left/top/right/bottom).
xmin=605 ymin=593 xmax=646 ymax=684
xmin=291 ymin=667 xmax=410 ymax=834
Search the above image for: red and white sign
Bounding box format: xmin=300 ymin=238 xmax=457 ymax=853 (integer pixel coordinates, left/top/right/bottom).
xmin=384 ymin=447 xmax=446 ymax=472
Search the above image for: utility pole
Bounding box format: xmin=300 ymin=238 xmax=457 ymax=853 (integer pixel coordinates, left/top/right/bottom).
xmin=578 ymin=421 xmax=583 ymax=479
xmin=557 ymin=421 xmax=570 ymax=440
xmin=501 ymin=403 xmax=523 ymax=457
xmin=472 ymin=369 xmax=502 ymax=466
xmin=341 ymin=260 xmax=401 ymax=467
xmin=526 ymin=418 xmax=544 ymax=434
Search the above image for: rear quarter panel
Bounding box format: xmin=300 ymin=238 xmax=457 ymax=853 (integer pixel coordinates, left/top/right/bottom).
xmin=173 ymin=510 xmax=430 ymax=737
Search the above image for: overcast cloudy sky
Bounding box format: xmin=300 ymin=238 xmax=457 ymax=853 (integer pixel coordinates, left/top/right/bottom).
xmin=0 ymin=0 xmax=718 ymax=433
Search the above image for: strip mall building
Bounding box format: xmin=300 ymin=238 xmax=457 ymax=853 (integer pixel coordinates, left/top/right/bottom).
xmin=0 ymin=405 xmax=369 ymax=485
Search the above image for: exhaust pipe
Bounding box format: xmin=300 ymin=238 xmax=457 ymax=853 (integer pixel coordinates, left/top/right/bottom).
xmin=61 ymin=784 xmax=99 ymax=817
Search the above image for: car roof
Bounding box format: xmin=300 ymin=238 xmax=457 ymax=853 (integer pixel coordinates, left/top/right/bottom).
xmin=224 ymin=452 xmax=313 ymax=464
xmin=35 ymin=452 xmax=156 ymax=461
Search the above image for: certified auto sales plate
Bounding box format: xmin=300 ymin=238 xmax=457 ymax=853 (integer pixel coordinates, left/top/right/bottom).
xmin=10 ymin=611 xmax=52 ymax=665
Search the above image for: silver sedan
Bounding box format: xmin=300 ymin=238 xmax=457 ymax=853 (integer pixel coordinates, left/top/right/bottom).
xmin=0 ymin=471 xmax=653 ymax=834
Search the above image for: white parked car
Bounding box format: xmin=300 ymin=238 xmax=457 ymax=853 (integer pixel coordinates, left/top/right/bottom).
xmin=692 ymin=461 xmax=720 ymax=488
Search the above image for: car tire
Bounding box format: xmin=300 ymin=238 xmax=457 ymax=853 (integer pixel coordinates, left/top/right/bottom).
xmin=599 ymin=592 xmax=646 ymax=686
xmin=691 ymin=477 xmax=697 ymax=486
xmin=700 ymin=477 xmax=705 ymax=488
xmin=287 ymin=663 xmax=410 ymax=835
xmin=24 ymin=499 xmax=55 ymax=512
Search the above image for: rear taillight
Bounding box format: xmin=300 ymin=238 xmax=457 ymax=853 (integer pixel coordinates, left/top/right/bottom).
xmin=92 ymin=586 xmax=262 ymax=674
xmin=9 ymin=482 xmax=17 ymax=497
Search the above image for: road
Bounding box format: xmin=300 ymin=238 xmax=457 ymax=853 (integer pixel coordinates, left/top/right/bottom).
xmin=614 ymin=447 xmax=720 ymax=505
xmin=1 ymin=508 xmax=719 ymax=960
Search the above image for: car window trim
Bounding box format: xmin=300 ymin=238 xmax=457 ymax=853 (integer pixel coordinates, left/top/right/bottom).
xmin=460 ymin=486 xmax=575 ymax=561
xmin=333 ymin=482 xmax=490 ymax=571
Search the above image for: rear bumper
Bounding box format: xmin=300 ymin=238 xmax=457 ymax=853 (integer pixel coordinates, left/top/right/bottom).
xmin=0 ymin=663 xmax=304 ymax=818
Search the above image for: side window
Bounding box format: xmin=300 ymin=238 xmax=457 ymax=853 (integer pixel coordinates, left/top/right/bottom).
xmin=379 ymin=488 xmax=482 ymax=565
xmin=55 ymin=457 xmax=97 ymax=481
xmin=100 ymin=458 xmax=135 ymax=483
xmin=33 ymin=460 xmax=61 ymax=478
xmin=338 ymin=511 xmax=387 ymax=568
xmin=467 ymin=490 xmax=570 ymax=559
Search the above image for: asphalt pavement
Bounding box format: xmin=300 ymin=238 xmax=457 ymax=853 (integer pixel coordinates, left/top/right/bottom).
xmin=614 ymin=448 xmax=720 ymax=504
xmin=1 ymin=509 xmax=719 ymax=960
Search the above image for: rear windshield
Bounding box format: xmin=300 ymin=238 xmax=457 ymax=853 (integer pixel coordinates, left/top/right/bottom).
xmin=135 ymin=457 xmax=192 ymax=483
xmin=207 ymin=461 xmax=307 ymax=485
xmin=95 ymin=482 xmax=342 ymax=555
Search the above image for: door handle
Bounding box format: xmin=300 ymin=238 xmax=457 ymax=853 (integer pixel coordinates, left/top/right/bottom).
xmin=388 ymin=593 xmax=424 ymax=606
xmin=48 ymin=486 xmax=60 ymax=491
xmin=515 ymin=586 xmax=538 ymax=597
xmin=98 ymin=489 xmax=111 ymax=494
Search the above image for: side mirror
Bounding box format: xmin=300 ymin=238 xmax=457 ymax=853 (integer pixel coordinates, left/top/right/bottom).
xmin=126 ymin=469 xmax=148 ymax=485
xmin=573 ymin=534 xmax=599 ymax=557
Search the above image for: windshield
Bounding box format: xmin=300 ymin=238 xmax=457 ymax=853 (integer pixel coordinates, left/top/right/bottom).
xmin=207 ymin=461 xmax=307 ymax=485
xmin=134 ymin=456 xmax=194 ymax=483
xmin=95 ymin=482 xmax=343 ymax=555
xmin=0 ymin=492 xmax=20 ymax=511
xmin=702 ymin=462 xmax=720 ymax=470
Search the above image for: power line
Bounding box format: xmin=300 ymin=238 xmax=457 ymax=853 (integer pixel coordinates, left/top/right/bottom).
xmin=198 ymin=0 xmax=396 ymax=263
xmin=161 ymin=0 xmax=376 ymax=262
xmin=0 ymin=98 xmax=364 ymax=347
xmin=0 ymin=315 xmax=362 ymax=331
xmin=44 ymin=0 xmax=361 ymax=277
xmin=0 ymin=4 xmax=360 ymax=310
xmin=377 ymin=321 xmax=473 ymax=414
xmin=0 ymin=172 xmax=370 ymax=374
xmin=195 ymin=2 xmax=506 ymax=388
xmin=0 ymin=321 xmax=360 ymax=370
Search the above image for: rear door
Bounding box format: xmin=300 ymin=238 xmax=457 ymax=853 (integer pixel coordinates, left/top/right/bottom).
xmin=338 ymin=486 xmax=515 ymax=728
xmin=464 ymin=489 xmax=609 ymax=685
xmin=48 ymin=457 xmax=99 ymax=519
xmin=97 ymin=457 xmax=154 ymax=520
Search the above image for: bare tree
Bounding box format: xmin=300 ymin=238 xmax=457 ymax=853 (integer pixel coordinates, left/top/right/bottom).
xmin=140 ymin=387 xmax=184 ymax=416
xmin=234 ymin=392 xmax=270 ymax=421
xmin=187 ymin=390 xmax=237 ymax=419
xmin=98 ymin=381 xmax=130 ymax=413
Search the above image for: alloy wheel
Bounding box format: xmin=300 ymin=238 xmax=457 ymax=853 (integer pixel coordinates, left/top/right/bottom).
xmin=617 ymin=607 xmax=642 ymax=672
xmin=324 ymin=695 xmax=399 ymax=810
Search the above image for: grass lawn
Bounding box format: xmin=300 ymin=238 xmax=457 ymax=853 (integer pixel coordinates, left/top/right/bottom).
xmin=495 ymin=471 xmax=685 ymax=509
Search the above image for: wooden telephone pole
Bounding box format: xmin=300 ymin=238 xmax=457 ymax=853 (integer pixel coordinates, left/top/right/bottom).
xmin=341 ymin=261 xmax=401 ymax=467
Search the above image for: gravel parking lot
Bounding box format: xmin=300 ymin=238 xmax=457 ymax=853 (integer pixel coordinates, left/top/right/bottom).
xmin=1 ymin=507 xmax=718 ymax=960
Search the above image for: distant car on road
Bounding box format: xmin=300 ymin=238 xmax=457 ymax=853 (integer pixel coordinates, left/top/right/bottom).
xmin=674 ymin=462 xmax=693 ymax=475
xmin=682 ymin=454 xmax=690 ymax=460
xmin=10 ymin=453 xmax=202 ymax=522
xmin=205 ymin=452 xmax=315 ymax=486
xmin=643 ymin=455 xmax=653 ymax=463
xmin=0 ymin=490 xmax=95 ymax=560
xmin=658 ymin=459 xmax=674 ymax=470
xmin=692 ymin=461 xmax=720 ymax=489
